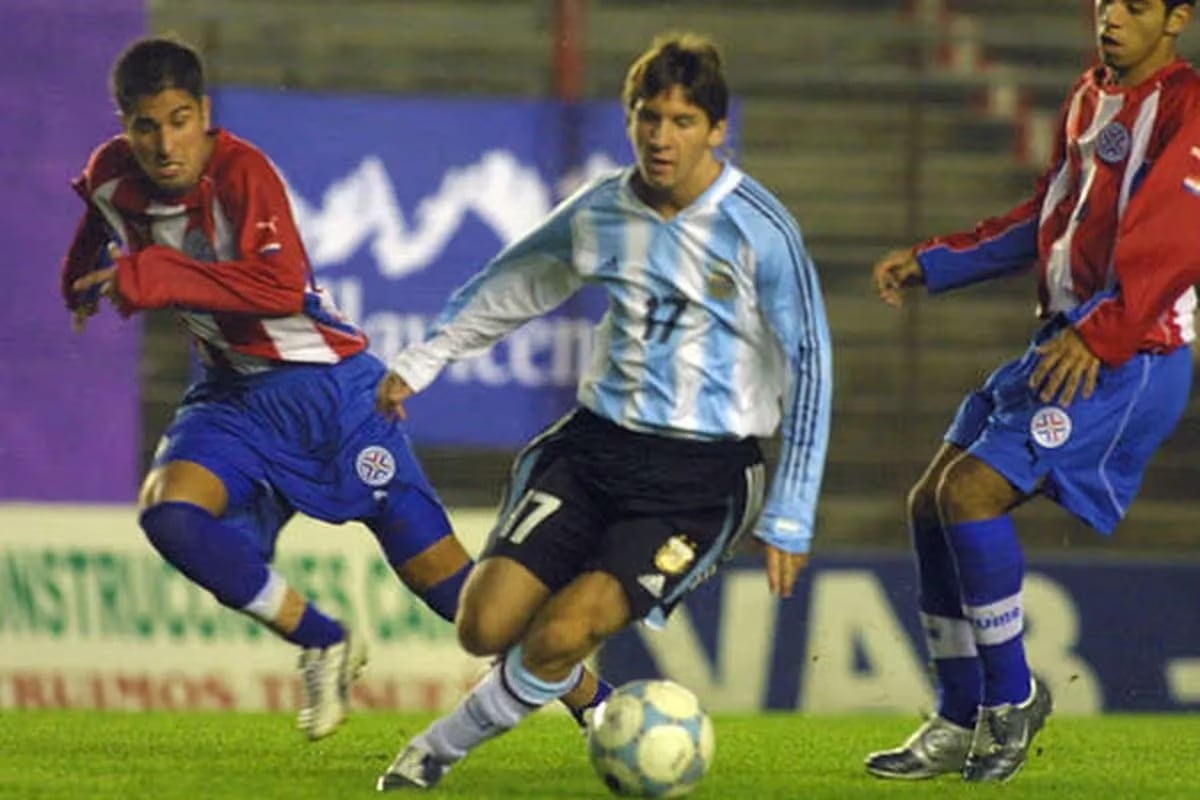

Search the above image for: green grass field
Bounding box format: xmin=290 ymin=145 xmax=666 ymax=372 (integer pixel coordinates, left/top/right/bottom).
xmin=2 ymin=711 xmax=1197 ymax=799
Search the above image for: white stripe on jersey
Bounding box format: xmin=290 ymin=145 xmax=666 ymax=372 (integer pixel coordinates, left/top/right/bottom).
xmin=576 ymin=166 xmax=791 ymax=440
xmin=151 ymin=210 xmax=189 ymax=250
xmin=1117 ymin=90 xmax=1159 ymax=223
xmin=91 ymin=180 xmax=132 ymax=245
xmin=259 ymin=315 xmax=340 ymax=363
xmin=212 ymin=196 xmax=237 ymax=261
xmin=1045 ymin=93 xmax=1125 ymax=313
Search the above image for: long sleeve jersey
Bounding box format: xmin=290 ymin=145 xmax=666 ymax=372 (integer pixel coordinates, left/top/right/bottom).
xmin=915 ymin=59 xmax=1200 ymax=367
xmin=61 ymin=129 xmax=366 ymax=373
xmin=392 ymin=165 xmax=833 ymax=554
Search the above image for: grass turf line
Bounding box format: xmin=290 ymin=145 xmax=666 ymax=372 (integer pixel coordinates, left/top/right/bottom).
xmin=1 ymin=711 xmax=1198 ymax=799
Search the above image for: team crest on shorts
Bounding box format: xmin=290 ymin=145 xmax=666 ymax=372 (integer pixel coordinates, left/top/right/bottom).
xmin=355 ymin=445 xmax=396 ymax=487
xmin=654 ymin=535 xmax=697 ymax=576
xmin=1096 ymin=121 xmax=1131 ymax=164
xmin=1030 ymin=406 xmax=1072 ymax=449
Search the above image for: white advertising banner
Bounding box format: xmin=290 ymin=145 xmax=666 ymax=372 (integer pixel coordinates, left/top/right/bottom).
xmin=0 ymin=504 xmax=494 ymax=712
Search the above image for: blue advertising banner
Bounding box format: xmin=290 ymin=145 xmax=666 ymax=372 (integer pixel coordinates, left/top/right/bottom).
xmin=598 ymin=553 xmax=1200 ymax=714
xmin=215 ymin=89 xmax=633 ymax=447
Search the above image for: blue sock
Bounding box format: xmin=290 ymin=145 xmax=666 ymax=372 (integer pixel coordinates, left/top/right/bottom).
xmin=420 ymin=564 xmax=471 ymax=623
xmin=563 ymin=672 xmax=614 ymax=725
xmin=140 ymin=502 xmax=269 ymax=608
xmin=587 ymin=678 xmax=614 ymax=709
xmin=945 ymin=516 xmax=1031 ymax=707
xmin=290 ymin=604 xmax=345 ymax=649
xmin=912 ymin=517 xmax=981 ymax=728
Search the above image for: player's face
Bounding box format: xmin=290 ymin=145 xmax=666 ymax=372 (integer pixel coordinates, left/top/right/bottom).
xmin=1095 ymin=0 xmax=1191 ymax=86
xmin=123 ymin=88 xmax=213 ymax=195
xmin=629 ymin=85 xmax=726 ymax=211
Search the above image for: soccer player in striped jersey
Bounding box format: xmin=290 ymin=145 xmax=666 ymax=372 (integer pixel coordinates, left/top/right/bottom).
xmin=63 ymin=37 xmax=608 ymax=741
xmin=865 ymin=0 xmax=1200 ymax=784
xmin=375 ymin=32 xmax=833 ymax=791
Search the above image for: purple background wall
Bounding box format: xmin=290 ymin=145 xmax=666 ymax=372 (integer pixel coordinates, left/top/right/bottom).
xmin=0 ymin=0 xmax=144 ymax=501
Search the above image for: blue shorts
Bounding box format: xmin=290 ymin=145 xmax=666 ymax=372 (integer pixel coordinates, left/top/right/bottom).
xmin=152 ymin=352 xmax=452 ymax=560
xmin=946 ymin=321 xmax=1192 ymax=534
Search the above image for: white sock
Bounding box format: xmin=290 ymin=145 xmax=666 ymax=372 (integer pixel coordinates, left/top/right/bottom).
xmin=240 ymin=567 xmax=286 ymax=623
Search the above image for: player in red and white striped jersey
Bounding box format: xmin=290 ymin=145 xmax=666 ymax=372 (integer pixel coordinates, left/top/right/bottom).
xmin=866 ymin=0 xmax=1200 ymax=784
xmin=65 ymin=122 xmax=367 ymax=370
xmin=60 ymin=37 xmax=612 ymax=742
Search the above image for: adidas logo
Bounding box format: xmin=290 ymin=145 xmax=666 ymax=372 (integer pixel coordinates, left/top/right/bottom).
xmin=637 ymin=573 xmax=665 ymax=598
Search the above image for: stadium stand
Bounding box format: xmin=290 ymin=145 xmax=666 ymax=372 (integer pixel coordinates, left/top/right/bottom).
xmin=147 ymin=0 xmax=1200 ymax=550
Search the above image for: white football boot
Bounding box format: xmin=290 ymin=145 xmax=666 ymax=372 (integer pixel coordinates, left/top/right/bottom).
xmin=297 ymin=629 xmax=368 ymax=740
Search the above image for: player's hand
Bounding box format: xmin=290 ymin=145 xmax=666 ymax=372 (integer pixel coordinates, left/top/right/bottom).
xmin=72 ymin=265 xmax=118 ymax=299
xmin=376 ymin=371 xmax=414 ymax=420
xmin=872 ymin=247 xmax=925 ymax=307
xmin=70 ymin=245 xmax=126 ymax=330
xmin=764 ymin=544 xmax=809 ymax=599
xmin=1028 ymin=327 xmax=1100 ymax=407
xmin=70 ymin=302 xmax=100 ymax=333
xmin=72 ymin=244 xmax=125 ymax=301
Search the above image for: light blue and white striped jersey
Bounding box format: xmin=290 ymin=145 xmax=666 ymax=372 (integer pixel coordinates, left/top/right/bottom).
xmin=393 ymin=163 xmax=832 ymax=553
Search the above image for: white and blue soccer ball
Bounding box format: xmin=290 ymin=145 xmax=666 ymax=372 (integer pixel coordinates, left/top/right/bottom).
xmin=587 ymin=679 xmax=714 ymax=798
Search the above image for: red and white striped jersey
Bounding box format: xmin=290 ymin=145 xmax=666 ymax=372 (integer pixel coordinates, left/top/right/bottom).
xmin=62 ymin=129 xmax=367 ymax=373
xmin=916 ymin=59 xmax=1200 ymax=366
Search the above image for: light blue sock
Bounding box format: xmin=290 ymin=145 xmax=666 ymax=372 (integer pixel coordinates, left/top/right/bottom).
xmin=502 ymin=644 xmax=584 ymax=706
xmin=421 ymin=645 xmax=582 ymax=761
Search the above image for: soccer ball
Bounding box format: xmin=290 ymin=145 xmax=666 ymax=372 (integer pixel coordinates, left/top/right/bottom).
xmin=587 ymin=679 xmax=714 ymax=798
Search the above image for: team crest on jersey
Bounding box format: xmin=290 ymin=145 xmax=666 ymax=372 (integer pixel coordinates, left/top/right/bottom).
xmin=1030 ymin=406 xmax=1072 ymax=449
xmin=706 ymin=261 xmax=737 ymax=300
xmin=654 ymin=535 xmax=697 ymax=575
xmin=355 ymin=445 xmax=396 ymax=487
xmin=1096 ymin=121 xmax=1131 ymax=164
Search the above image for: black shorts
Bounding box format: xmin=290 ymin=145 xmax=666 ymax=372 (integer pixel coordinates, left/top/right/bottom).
xmin=483 ymin=408 xmax=766 ymax=624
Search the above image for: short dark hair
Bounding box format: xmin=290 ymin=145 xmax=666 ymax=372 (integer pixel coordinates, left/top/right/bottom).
xmin=1167 ymin=0 xmax=1196 ymax=9
xmin=622 ymin=32 xmax=728 ymax=126
xmin=110 ymin=37 xmax=205 ymax=114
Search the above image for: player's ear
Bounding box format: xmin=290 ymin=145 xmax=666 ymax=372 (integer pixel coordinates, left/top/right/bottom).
xmin=200 ymin=95 xmax=212 ymax=130
xmin=707 ymin=118 xmax=727 ymax=150
xmin=1165 ymin=3 xmax=1192 ymax=36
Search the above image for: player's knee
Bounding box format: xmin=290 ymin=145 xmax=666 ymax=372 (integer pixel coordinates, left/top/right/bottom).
xmin=456 ymin=609 xmax=518 ymax=657
xmin=137 ymin=462 xmax=228 ymax=515
xmin=935 ymin=464 xmax=1004 ymax=524
xmin=522 ymin=614 xmax=595 ymax=672
xmin=906 ymin=477 xmax=939 ymax=528
xmin=139 ymin=502 xmax=193 ymax=554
